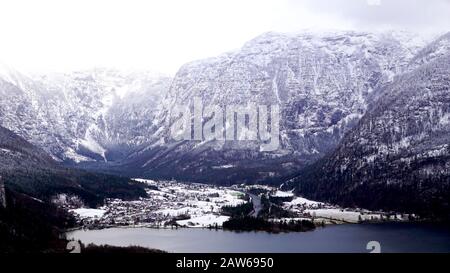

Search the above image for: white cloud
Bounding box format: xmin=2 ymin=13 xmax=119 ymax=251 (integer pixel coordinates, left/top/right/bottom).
xmin=0 ymin=0 xmax=448 ymax=74
xmin=299 ymin=0 xmax=450 ymax=33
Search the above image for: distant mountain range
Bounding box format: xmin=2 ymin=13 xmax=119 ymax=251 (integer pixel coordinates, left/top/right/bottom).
xmin=0 ymin=30 xmax=449 ymax=217
xmin=0 ymin=66 xmax=171 ymax=163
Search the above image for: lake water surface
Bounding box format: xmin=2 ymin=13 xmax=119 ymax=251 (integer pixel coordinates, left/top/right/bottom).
xmin=67 ymin=223 xmax=450 ymax=253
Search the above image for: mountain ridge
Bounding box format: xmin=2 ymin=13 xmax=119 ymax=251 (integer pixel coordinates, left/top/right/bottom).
xmin=285 ymin=32 xmax=450 ymax=218
xmin=116 ymin=30 xmax=429 ymax=184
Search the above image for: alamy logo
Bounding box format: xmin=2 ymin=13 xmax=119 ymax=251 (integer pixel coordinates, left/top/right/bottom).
xmin=66 ymin=240 xmax=81 ymax=253
xmin=169 ymin=97 xmax=280 ymax=151
xmin=366 ymin=241 xmax=381 ymax=253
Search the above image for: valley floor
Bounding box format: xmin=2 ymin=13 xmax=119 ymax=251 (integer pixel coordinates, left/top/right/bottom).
xmin=66 ymin=179 xmax=415 ymax=231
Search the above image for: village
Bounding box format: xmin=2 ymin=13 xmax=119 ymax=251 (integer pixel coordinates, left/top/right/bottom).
xmin=67 ymin=179 xmax=415 ymax=230
xmin=68 ymin=179 xmax=246 ymax=229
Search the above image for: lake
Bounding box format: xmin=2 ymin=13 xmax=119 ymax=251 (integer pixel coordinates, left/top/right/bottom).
xmin=66 ymin=222 xmax=450 ymax=253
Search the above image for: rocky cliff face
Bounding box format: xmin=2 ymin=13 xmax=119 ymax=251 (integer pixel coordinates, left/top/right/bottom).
xmin=288 ymin=33 xmax=450 ymax=218
xmin=0 ymin=67 xmax=171 ymax=163
xmin=121 ymin=31 xmax=426 ymax=183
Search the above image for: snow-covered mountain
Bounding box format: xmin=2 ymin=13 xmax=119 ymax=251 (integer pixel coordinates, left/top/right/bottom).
xmin=287 ymin=32 xmax=450 ymax=218
xmin=0 ymin=66 xmax=171 ymax=163
xmin=119 ymin=31 xmax=428 ymax=183
xmin=0 ymin=30 xmax=442 ymax=187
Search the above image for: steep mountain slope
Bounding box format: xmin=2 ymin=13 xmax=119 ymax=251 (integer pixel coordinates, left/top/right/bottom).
xmin=0 ymin=67 xmax=171 ymax=163
xmin=0 ymin=125 xmax=55 ymax=170
xmin=288 ymin=33 xmax=450 ymax=218
xmin=0 ymin=125 xmax=147 ymax=207
xmin=0 ymin=186 xmax=74 ymax=253
xmin=121 ymin=31 xmax=426 ymax=184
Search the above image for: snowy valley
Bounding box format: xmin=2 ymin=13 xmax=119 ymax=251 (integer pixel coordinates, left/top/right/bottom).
xmin=67 ymin=179 xmax=413 ymax=231
xmin=1 ymin=29 xmax=449 ymax=221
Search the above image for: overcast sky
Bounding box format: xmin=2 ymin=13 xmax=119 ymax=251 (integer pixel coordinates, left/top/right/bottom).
xmin=0 ymin=0 xmax=449 ymax=74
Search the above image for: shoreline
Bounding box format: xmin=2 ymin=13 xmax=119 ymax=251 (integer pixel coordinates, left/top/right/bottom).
xmin=65 ymin=217 xmax=426 ymax=235
xmin=64 ymin=180 xmax=438 ymax=235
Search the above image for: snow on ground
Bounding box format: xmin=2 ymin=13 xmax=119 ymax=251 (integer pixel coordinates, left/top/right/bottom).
xmin=153 ymin=188 xmax=245 ymax=218
xmin=154 ymin=207 xmax=203 ymax=217
xmin=285 ymin=197 xmax=324 ymax=208
xmin=70 ymin=208 xmax=106 ymax=219
xmin=79 ymin=131 xmax=107 ymax=162
xmin=68 ymin=179 xmax=405 ymax=229
xmin=304 ymin=209 xmax=383 ymax=223
xmin=269 ymin=217 xmax=311 ymax=223
xmin=272 ymin=190 xmax=295 ymax=197
xmin=133 ymin=178 xmax=158 ymax=186
xmin=305 ymin=209 xmax=361 ymax=223
xmin=212 ymin=164 xmax=234 ymax=169
xmin=0 ymin=148 xmax=13 ymax=154
xmin=63 ymin=148 xmax=93 ymax=163
xmin=177 ymin=215 xmax=230 ymax=228
xmin=79 ymin=179 xmax=249 ymax=227
xmin=213 ymin=190 xmax=246 ymax=207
